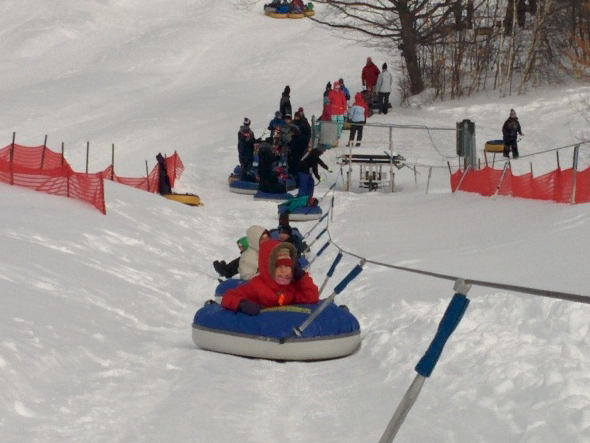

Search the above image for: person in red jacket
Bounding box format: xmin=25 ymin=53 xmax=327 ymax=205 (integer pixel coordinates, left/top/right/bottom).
xmin=327 ymin=80 xmax=348 ymax=139
xmin=221 ymin=240 xmax=319 ymax=316
xmin=361 ymin=57 xmax=380 ymax=92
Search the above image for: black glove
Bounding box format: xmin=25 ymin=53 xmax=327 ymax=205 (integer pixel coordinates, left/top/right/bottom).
xmin=293 ymin=262 xmax=305 ymax=282
xmin=238 ymin=299 xmax=262 ymax=316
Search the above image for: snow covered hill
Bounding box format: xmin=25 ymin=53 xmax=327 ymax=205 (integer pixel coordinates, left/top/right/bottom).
xmin=1 ymin=1 xmax=590 ymax=442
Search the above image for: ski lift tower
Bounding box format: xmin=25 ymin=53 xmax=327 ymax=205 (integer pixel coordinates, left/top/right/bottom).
xmin=456 ymin=119 xmax=476 ymax=169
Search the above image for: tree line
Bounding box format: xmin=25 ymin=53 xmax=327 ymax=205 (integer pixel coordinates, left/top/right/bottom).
xmin=311 ymin=0 xmax=590 ymax=102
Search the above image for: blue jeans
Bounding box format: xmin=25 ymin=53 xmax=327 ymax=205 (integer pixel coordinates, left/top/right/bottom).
xmin=297 ymin=172 xmax=314 ymax=198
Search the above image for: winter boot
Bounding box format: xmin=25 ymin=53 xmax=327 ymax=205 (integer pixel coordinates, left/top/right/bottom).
xmin=213 ymin=260 xmax=226 ymax=276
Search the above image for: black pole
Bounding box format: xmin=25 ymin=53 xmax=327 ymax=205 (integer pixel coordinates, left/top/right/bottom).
xmin=145 ymin=160 xmax=150 ymax=192
xmin=40 ymin=134 xmax=48 ymax=170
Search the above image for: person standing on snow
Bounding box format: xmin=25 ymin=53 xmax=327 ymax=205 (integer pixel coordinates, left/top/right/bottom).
xmin=156 ymin=153 xmax=172 ymax=195
xmin=339 ymin=78 xmax=350 ymax=102
xmin=327 ymin=80 xmax=348 ymax=139
xmin=376 ymin=63 xmax=393 ymax=115
xmin=347 ymin=93 xmax=368 ymax=147
xmin=502 ymin=109 xmax=524 ymax=159
xmin=237 ymin=117 xmax=256 ymax=181
xmin=362 ymin=57 xmax=380 ymax=93
xmin=280 ymin=86 xmax=292 ymax=120
xmin=267 ymin=111 xmax=284 ymax=141
xmin=297 ymin=148 xmax=331 ymax=200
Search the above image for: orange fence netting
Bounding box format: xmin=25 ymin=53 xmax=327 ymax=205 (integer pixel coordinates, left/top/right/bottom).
xmin=451 ymin=165 xmax=590 ymax=204
xmin=0 ymin=144 xmax=184 ymax=214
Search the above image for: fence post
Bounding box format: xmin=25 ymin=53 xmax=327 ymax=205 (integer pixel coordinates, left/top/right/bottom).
xmin=311 ymin=115 xmax=317 ymax=149
xmin=456 ymin=119 xmax=476 ymax=169
xmin=571 ymin=144 xmax=580 ymax=205
xmin=492 ymin=162 xmax=511 ymax=198
xmin=453 ymin=165 xmax=472 ymax=193
xmin=61 ymin=142 xmax=65 ymax=166
xmin=40 ymin=134 xmax=47 ymax=170
xmin=10 ymin=132 xmax=15 ymax=185
xmin=145 ymin=160 xmax=150 ymax=192
xmin=86 ymin=141 xmax=90 ymax=174
xmin=111 ymin=144 xmax=115 ymax=180
xmin=426 ymin=167 xmax=433 ymax=194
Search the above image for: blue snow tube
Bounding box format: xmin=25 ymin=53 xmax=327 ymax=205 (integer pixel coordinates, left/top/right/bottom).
xmin=278 ymin=204 xmax=323 ymax=221
xmin=194 ymin=301 xmax=359 ymax=341
xmin=215 ymin=278 xmax=246 ymax=298
xmin=229 ymin=180 xmax=259 ymax=195
xmin=254 ymin=191 xmax=294 ymax=201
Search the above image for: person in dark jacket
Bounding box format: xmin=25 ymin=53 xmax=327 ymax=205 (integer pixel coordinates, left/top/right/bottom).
xmin=288 ymin=122 xmax=308 ymax=185
xmin=257 ymin=142 xmax=287 ymax=194
xmin=294 ymin=108 xmax=311 ymax=147
xmin=280 ymin=86 xmax=292 ymax=119
xmin=237 ymin=117 xmax=256 ymax=181
xmin=502 ymin=109 xmax=524 ymax=159
xmin=156 ymin=153 xmax=172 ymax=194
xmin=277 ymin=224 xmax=307 ymax=256
xmin=297 ymin=148 xmax=331 ymax=199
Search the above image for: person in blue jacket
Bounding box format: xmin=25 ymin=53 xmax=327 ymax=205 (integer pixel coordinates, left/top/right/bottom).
xmin=267 ymin=111 xmax=284 ymax=141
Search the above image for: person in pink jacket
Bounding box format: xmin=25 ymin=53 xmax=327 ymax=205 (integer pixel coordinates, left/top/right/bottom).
xmin=327 ymin=80 xmax=348 ymax=139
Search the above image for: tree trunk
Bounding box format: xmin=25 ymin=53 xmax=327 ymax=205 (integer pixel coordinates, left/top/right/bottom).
xmin=399 ymin=3 xmax=424 ymax=95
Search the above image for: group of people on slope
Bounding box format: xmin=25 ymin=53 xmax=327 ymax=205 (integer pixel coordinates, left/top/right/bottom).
xmin=361 ymin=57 xmax=393 ymax=116
xmin=237 ymin=85 xmax=331 ymax=200
xmin=318 ymin=58 xmax=392 ymax=148
xmin=264 ymin=0 xmax=312 ymax=14
xmin=214 ymin=214 xmax=318 ymax=317
xmin=320 ymin=78 xmax=370 ymax=147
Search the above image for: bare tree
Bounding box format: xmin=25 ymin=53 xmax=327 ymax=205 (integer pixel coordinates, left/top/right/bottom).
xmin=311 ymin=0 xmax=468 ymax=96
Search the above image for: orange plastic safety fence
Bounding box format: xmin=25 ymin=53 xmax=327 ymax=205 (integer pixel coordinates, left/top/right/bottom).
xmin=451 ymin=165 xmax=590 ymax=204
xmin=0 ymin=159 xmax=105 ymax=214
xmin=0 ymin=144 xmax=185 ymax=214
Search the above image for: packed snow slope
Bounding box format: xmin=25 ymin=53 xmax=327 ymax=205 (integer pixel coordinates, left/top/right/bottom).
xmin=1 ymin=1 xmax=590 ymax=442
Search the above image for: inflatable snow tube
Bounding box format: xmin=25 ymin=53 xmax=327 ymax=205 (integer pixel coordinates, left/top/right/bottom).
xmin=278 ymin=204 xmax=323 ymax=221
xmin=162 ymin=193 xmax=201 ymax=206
xmin=229 ymin=180 xmax=259 ymax=195
xmin=269 ymin=12 xmax=288 ymax=18
xmin=305 ymin=10 xmax=315 ymax=17
xmin=215 ymin=278 xmax=246 ymax=300
xmin=288 ymin=13 xmax=305 ymax=18
xmin=485 ymin=140 xmax=505 ymax=153
xmin=192 ymin=301 xmax=361 ymax=361
xmin=269 ymin=227 xmax=303 ymax=240
xmin=253 ymin=191 xmax=293 ymax=201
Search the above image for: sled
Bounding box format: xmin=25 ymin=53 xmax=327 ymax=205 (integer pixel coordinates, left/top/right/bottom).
xmin=162 ymin=193 xmax=201 ymax=207
xmin=268 ymin=12 xmax=289 ymax=18
xmin=288 ymin=13 xmax=305 ymax=19
xmin=305 ymin=10 xmax=315 ymax=17
xmin=484 ymin=140 xmax=505 ymax=153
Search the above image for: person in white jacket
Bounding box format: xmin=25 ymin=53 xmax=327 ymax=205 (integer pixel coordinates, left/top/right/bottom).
xmin=375 ymin=63 xmax=393 ymax=115
xmin=238 ymin=225 xmax=270 ymax=280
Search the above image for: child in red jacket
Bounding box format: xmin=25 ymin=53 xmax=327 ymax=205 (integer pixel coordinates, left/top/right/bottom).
xmin=221 ymin=240 xmax=319 ymax=315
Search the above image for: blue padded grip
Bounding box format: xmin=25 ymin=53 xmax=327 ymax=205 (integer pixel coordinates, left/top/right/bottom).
xmin=334 ymin=264 xmax=364 ymax=294
xmin=415 ymin=294 xmax=470 ymax=377
xmin=327 ymin=252 xmax=343 ymax=277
